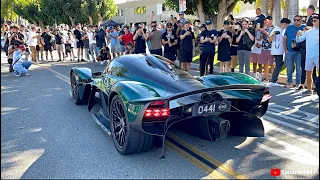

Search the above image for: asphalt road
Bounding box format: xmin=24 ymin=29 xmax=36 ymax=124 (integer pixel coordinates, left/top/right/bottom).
xmin=1 ymin=52 xmax=319 ymax=179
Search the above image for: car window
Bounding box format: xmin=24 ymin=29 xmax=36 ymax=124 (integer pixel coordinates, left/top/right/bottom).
xmin=104 ymin=60 xmax=129 ymax=77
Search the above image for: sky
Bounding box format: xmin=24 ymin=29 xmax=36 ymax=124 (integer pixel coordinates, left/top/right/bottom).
xmin=114 ymin=0 xmax=317 ymax=8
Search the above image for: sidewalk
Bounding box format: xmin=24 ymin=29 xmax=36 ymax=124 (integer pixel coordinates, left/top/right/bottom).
xmin=190 ymin=63 xmax=295 ymax=85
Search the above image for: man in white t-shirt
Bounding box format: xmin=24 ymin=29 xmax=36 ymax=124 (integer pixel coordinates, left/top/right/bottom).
xmin=88 ymin=25 xmax=97 ymax=62
xmin=268 ymin=18 xmax=291 ymax=87
xmin=28 ymin=25 xmax=40 ymax=63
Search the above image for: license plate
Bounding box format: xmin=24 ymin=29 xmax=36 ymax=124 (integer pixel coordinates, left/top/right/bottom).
xmin=192 ymin=101 xmax=231 ymax=116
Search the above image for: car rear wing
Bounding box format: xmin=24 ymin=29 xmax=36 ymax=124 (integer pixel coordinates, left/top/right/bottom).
xmin=130 ymin=84 xmax=268 ymax=104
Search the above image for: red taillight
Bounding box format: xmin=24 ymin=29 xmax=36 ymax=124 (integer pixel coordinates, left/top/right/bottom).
xmin=143 ymin=101 xmax=170 ymax=120
xmin=261 ymin=87 xmax=271 ymax=103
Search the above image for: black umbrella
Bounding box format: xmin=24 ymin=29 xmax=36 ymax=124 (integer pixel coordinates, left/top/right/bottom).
xmin=101 ymin=20 xmax=124 ymax=27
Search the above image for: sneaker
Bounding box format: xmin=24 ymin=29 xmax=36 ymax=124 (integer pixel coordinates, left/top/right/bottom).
xmin=24 ymin=73 xmax=30 ymax=76
xmin=296 ymin=85 xmax=305 ymax=91
xmin=100 ymin=61 xmax=105 ymax=66
xmin=13 ymin=71 xmax=20 ymax=77
xmin=57 ymin=59 xmax=62 ymax=62
xmin=285 ymin=83 xmax=293 ymax=88
xmin=269 ymin=82 xmax=284 ymax=87
xmin=81 ymin=59 xmax=86 ymax=62
xmin=312 ymin=96 xmax=319 ymax=102
xmin=301 ymin=90 xmax=314 ymax=95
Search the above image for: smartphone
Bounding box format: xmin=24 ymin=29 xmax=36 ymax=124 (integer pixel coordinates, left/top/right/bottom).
xmin=292 ymin=39 xmax=296 ymax=44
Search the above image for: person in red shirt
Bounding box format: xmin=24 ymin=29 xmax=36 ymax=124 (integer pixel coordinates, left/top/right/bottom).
xmin=120 ymin=26 xmax=134 ymax=49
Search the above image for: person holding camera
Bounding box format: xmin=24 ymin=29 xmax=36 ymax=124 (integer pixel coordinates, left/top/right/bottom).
xmin=8 ymin=24 xmax=25 ymax=46
xmin=65 ymin=31 xmax=75 ymax=61
xmin=180 ymin=20 xmax=194 ymax=72
xmin=217 ymin=20 xmax=233 ymax=72
xmin=258 ymin=16 xmax=275 ymax=82
xmin=28 ymin=25 xmax=41 ymax=63
xmin=230 ymin=22 xmax=240 ymax=72
xmin=296 ymin=13 xmax=319 ymax=97
xmin=12 ymin=44 xmax=32 ymax=77
xmin=96 ymin=43 xmax=111 ymax=65
xmin=268 ymin=18 xmax=291 ymax=87
xmin=162 ymin=22 xmax=178 ymax=61
xmin=283 ymin=15 xmax=306 ymax=88
xmin=236 ymin=19 xmax=255 ymax=75
xmin=41 ymin=27 xmax=54 ymax=61
xmin=133 ymin=25 xmax=147 ymax=54
xmin=251 ymin=23 xmax=263 ymax=80
xmin=74 ymin=23 xmax=84 ymax=62
xmin=199 ymin=19 xmax=217 ymax=76
xmin=55 ymin=29 xmax=65 ymax=62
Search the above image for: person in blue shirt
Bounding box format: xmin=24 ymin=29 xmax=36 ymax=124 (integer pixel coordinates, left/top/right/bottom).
xmin=12 ymin=44 xmax=32 ymax=77
xmin=199 ymin=19 xmax=218 ymax=76
xmin=179 ymin=20 xmax=194 ymax=72
xmin=109 ymin=26 xmax=120 ymax=59
xmin=283 ymin=15 xmax=306 ymax=88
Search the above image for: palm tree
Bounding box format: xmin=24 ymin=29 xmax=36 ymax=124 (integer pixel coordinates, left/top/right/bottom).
xmin=233 ymin=1 xmax=243 ymax=15
xmin=301 ymin=6 xmax=307 ymax=16
xmin=288 ymin=0 xmax=299 ymax=21
xmin=283 ymin=0 xmax=290 ymax=18
xmin=274 ymin=0 xmax=282 ymax=26
xmin=260 ymin=0 xmax=268 ymax=15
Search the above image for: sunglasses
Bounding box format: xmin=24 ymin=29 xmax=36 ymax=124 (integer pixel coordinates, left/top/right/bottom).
xmin=294 ymin=19 xmax=301 ymax=21
xmin=167 ymin=26 xmax=172 ymax=28
xmin=151 ymin=25 xmax=157 ymax=27
xmin=313 ymin=19 xmax=318 ymax=22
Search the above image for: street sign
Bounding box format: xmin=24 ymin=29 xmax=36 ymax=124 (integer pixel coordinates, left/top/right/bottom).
xmin=179 ymin=0 xmax=186 ymax=12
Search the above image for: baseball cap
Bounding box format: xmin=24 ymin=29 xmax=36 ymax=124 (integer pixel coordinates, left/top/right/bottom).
xmin=184 ymin=20 xmax=191 ymax=25
xmin=179 ymin=11 xmax=184 ymax=15
xmin=312 ymin=13 xmax=319 ymax=19
xmin=205 ymin=19 xmax=212 ymax=25
xmin=265 ymin=16 xmax=273 ymax=20
xmin=166 ymin=22 xmax=173 ymax=27
xmin=19 ymin=45 xmax=26 ymax=50
xmin=108 ymin=26 xmax=113 ymax=29
xmin=223 ymin=20 xmax=230 ymax=25
xmin=10 ymin=24 xmax=19 ymax=29
xmin=200 ymin=24 xmax=206 ymax=28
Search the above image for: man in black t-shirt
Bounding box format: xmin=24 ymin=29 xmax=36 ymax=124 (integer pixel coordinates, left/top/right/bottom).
xmin=179 ymin=20 xmax=194 ymax=72
xmin=8 ymin=24 xmax=25 ymax=46
xmin=74 ymin=23 xmax=84 ymax=62
xmin=162 ymin=23 xmax=178 ymax=61
xmin=55 ymin=29 xmax=64 ymax=62
xmin=254 ymin=8 xmax=265 ymax=27
xmin=41 ymin=27 xmax=54 ymax=61
xmin=199 ymin=19 xmax=218 ymax=76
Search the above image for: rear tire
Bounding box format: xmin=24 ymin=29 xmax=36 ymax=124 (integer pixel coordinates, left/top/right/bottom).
xmin=110 ymin=95 xmax=154 ymax=155
xmin=70 ymin=71 xmax=90 ymax=105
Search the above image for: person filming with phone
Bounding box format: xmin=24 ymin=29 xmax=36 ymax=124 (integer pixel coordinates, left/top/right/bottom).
xmin=283 ymin=15 xmax=306 ymax=88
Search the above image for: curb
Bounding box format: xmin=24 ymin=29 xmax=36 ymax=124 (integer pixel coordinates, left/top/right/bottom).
xmin=190 ymin=63 xmax=295 ymax=86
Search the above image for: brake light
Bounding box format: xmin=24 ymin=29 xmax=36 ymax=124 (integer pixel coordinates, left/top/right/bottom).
xmin=143 ymin=101 xmax=170 ymax=119
xmin=261 ymin=87 xmax=271 ymax=103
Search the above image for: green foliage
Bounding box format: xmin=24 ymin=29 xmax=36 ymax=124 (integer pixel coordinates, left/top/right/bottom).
xmin=165 ymin=0 xmax=256 ymax=16
xmin=10 ymin=0 xmax=117 ymax=26
xmin=1 ymin=0 xmax=19 ymax=21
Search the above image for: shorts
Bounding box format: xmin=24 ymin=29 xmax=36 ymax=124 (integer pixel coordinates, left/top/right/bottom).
xmin=164 ymin=53 xmax=176 ymax=61
xmin=259 ymin=50 xmax=274 ymax=65
xmin=180 ymin=49 xmax=193 ymax=63
xmin=43 ymin=44 xmax=52 ymax=51
xmin=77 ymin=41 xmax=84 ymax=48
xmin=230 ymin=45 xmax=238 ymax=56
xmin=251 ymin=53 xmax=260 ymax=63
xmin=305 ymin=58 xmax=319 ymax=71
xmin=111 ymin=45 xmax=120 ymax=53
xmin=218 ymin=49 xmax=231 ymax=62
xmin=120 ymin=45 xmax=125 ymax=53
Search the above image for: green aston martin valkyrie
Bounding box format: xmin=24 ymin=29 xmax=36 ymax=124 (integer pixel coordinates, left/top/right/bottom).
xmin=70 ymin=54 xmax=270 ymax=155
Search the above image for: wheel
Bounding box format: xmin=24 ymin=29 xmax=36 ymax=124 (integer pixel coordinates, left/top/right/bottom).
xmin=70 ymin=72 xmax=90 ymax=105
xmin=110 ymin=95 xmax=154 ymax=155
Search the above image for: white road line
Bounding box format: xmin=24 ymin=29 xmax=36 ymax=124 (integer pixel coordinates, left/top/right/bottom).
xmin=258 ymin=135 xmax=319 ymax=166
xmin=269 ymin=104 xmax=319 ymax=124
xmin=262 ymin=115 xmax=316 ymax=135
xmin=268 ymin=107 xmax=302 ymax=118
xmin=266 ymin=111 xmax=319 ymax=128
xmin=263 ymin=120 xmax=319 ymax=147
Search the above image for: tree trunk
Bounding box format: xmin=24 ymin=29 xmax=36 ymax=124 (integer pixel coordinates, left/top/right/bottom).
xmin=283 ymin=0 xmax=290 ymax=18
xmin=274 ymin=0 xmax=282 ymax=26
xmin=309 ymin=0 xmax=318 ymax=6
xmin=39 ymin=21 xmax=45 ymax=30
xmin=68 ymin=16 xmax=76 ymax=27
xmin=195 ymin=0 xmax=206 ymax=23
xmin=261 ymin=0 xmax=268 ymax=15
xmin=89 ymin=16 xmax=93 ymax=25
xmin=97 ymin=13 xmax=103 ymax=26
xmin=214 ymin=0 xmax=236 ymax=30
xmin=288 ymin=0 xmax=299 ymax=22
